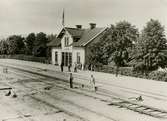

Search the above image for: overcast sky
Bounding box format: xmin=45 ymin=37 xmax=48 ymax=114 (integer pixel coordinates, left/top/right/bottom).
xmin=0 ymin=0 xmax=167 ymax=37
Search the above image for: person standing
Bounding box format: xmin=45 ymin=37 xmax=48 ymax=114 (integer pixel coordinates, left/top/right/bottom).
xmin=74 ymin=63 xmax=77 ymax=72
xmin=68 ymin=63 xmax=71 ymax=72
xmin=60 ymin=62 xmax=64 ymax=72
xmin=90 ymin=75 xmax=96 ymax=91
xmin=115 ymin=66 xmax=119 ymax=77
xmin=69 ymin=73 xmax=73 ymax=88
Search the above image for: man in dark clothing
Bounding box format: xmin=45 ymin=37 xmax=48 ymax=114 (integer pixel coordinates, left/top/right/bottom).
xmin=68 ymin=63 xmax=71 ymax=72
xmin=115 ymin=66 xmax=119 ymax=77
xmin=60 ymin=62 xmax=64 ymax=72
xmin=74 ymin=63 xmax=77 ymax=72
xmin=69 ymin=73 xmax=73 ymax=88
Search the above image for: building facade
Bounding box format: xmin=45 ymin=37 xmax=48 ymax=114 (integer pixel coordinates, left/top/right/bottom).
xmin=48 ymin=23 xmax=107 ymax=68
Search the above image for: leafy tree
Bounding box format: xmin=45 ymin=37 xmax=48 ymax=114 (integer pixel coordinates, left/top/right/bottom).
xmin=33 ymin=32 xmax=48 ymax=57
xmin=25 ymin=33 xmax=35 ymax=55
xmin=88 ymin=42 xmax=108 ymax=65
xmin=88 ymin=21 xmax=139 ymax=69
xmin=0 ymin=39 xmax=8 ymax=54
xmin=6 ymin=37 xmax=17 ymax=54
xmin=6 ymin=35 xmax=25 ymax=54
xmin=110 ymin=21 xmax=139 ymax=67
xmin=134 ymin=19 xmax=167 ymax=72
xmin=47 ymin=34 xmax=57 ymax=43
xmin=88 ymin=25 xmax=116 ymax=65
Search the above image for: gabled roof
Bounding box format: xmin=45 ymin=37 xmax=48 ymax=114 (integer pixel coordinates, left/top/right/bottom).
xmin=47 ymin=26 xmax=107 ymax=47
xmin=65 ymin=27 xmax=84 ymax=38
xmin=47 ymin=38 xmax=61 ymax=47
xmin=56 ymin=27 xmax=84 ymax=39
xmin=72 ymin=27 xmax=107 ymax=47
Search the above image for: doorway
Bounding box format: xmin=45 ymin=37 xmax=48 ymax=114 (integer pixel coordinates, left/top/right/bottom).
xmin=61 ymin=52 xmax=72 ymax=66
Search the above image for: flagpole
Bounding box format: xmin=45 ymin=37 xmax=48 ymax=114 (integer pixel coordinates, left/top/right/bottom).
xmin=62 ymin=8 xmax=65 ymax=27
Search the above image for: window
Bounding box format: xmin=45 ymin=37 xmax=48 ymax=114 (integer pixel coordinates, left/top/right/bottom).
xmin=61 ymin=52 xmax=72 ymax=66
xmin=65 ymin=52 xmax=68 ymax=66
xmin=77 ymin=52 xmax=80 ymax=64
xmin=74 ymin=37 xmax=80 ymax=42
xmin=69 ymin=53 xmax=72 ymax=65
xmin=64 ymin=37 xmax=69 ymax=46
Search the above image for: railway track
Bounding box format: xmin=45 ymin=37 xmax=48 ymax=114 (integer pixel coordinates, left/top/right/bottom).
xmin=1 ymin=63 xmax=167 ymax=119
xmin=19 ymin=81 xmax=117 ymax=121
xmin=2 ymin=61 xmax=167 ymax=100
xmin=1 ymin=69 xmax=117 ymax=121
xmin=0 ymin=81 xmax=89 ymax=121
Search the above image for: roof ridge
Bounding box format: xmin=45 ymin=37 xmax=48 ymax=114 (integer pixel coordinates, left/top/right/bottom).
xmin=65 ymin=27 xmax=105 ymax=30
xmin=65 ymin=27 xmax=85 ymax=30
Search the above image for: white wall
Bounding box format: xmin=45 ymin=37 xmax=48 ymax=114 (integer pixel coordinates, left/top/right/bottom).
xmin=72 ymin=47 xmax=85 ymax=66
xmin=51 ymin=47 xmax=62 ymax=65
xmin=51 ymin=47 xmax=85 ymax=67
xmin=51 ymin=30 xmax=73 ymax=65
xmin=51 ymin=30 xmax=85 ymax=67
xmin=61 ymin=30 xmax=73 ymax=50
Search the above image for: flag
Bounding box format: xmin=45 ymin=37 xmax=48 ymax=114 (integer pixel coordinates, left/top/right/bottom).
xmin=62 ymin=9 xmax=65 ymax=27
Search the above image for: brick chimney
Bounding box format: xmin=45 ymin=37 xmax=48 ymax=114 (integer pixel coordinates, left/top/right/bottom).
xmin=89 ymin=23 xmax=96 ymax=29
xmin=76 ymin=25 xmax=82 ymax=29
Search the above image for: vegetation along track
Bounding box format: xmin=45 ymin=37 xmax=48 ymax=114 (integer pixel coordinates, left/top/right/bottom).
xmin=1 ymin=63 xmax=167 ymax=119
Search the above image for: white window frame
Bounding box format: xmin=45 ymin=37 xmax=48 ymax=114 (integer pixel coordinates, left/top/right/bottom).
xmin=64 ymin=37 xmax=69 ymax=47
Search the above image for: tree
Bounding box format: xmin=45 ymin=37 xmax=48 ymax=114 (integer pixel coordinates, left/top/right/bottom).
xmin=33 ymin=32 xmax=48 ymax=57
xmin=6 ymin=37 xmax=17 ymax=54
xmin=88 ymin=42 xmax=108 ymax=65
xmin=47 ymin=34 xmax=57 ymax=43
xmin=111 ymin=21 xmax=139 ymax=67
xmin=0 ymin=39 xmax=8 ymax=54
xmin=25 ymin=33 xmax=35 ymax=55
xmin=6 ymin=35 xmax=25 ymax=54
xmin=88 ymin=21 xmax=139 ymax=69
xmin=88 ymin=25 xmax=116 ymax=66
xmin=134 ymin=19 xmax=167 ymax=72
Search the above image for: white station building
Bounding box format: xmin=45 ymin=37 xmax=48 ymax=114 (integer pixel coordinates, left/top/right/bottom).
xmin=48 ymin=23 xmax=107 ymax=68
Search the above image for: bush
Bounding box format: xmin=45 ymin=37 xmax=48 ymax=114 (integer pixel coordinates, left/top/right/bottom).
xmin=99 ymin=65 xmax=167 ymax=82
xmin=100 ymin=65 xmax=134 ymax=76
xmin=133 ymin=62 xmax=146 ymax=73
xmin=148 ymin=71 xmax=167 ymax=82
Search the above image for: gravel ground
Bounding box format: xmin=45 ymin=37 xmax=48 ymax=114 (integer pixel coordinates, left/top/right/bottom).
xmin=0 ymin=67 xmax=83 ymax=121
xmin=0 ymin=59 xmax=166 ymax=121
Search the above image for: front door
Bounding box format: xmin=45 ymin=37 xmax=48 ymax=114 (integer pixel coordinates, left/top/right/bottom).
xmin=61 ymin=52 xmax=72 ymax=66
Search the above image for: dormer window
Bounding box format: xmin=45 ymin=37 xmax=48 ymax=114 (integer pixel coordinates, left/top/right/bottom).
xmin=74 ymin=37 xmax=80 ymax=42
xmin=64 ymin=37 xmax=69 ymax=46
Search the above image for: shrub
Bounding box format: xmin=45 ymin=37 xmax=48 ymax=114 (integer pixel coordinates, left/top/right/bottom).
xmin=99 ymin=65 xmax=167 ymax=82
xmin=148 ymin=71 xmax=167 ymax=82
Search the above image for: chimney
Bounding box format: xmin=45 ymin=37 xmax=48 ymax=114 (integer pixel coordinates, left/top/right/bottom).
xmin=89 ymin=23 xmax=96 ymax=29
xmin=76 ymin=25 xmax=82 ymax=29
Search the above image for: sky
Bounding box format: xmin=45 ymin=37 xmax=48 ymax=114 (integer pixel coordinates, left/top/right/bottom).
xmin=0 ymin=0 xmax=167 ymax=37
